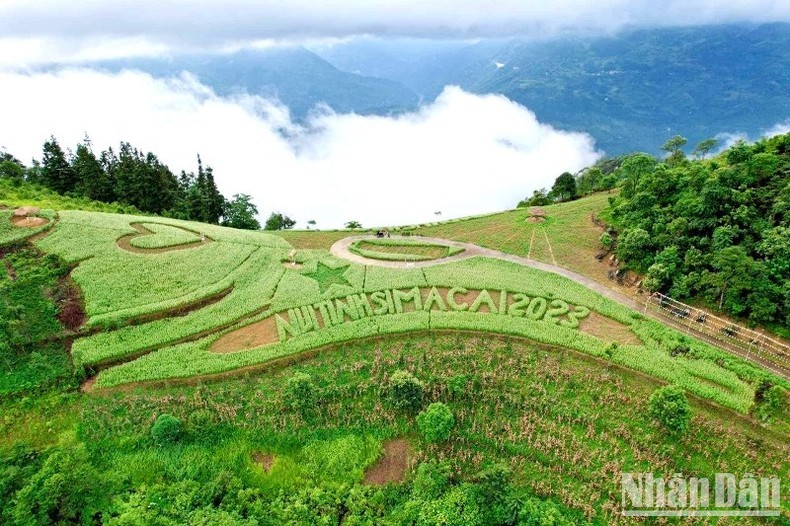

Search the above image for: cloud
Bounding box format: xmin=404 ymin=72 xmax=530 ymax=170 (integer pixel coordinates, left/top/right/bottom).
xmin=0 ymin=69 xmax=601 ymax=228
xmin=0 ymin=0 xmax=788 ymax=64
xmin=715 ymin=121 xmax=790 ymax=152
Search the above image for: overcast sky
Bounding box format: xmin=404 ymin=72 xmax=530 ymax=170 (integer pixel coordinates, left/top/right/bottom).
xmin=1 ymin=0 xmax=789 ymax=65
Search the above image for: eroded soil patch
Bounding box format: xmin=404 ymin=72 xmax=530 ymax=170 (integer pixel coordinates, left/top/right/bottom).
xmin=363 ymin=438 xmax=411 ymax=485
xmin=252 ymin=452 xmax=275 ymax=473
xmin=11 ymin=216 xmax=50 ymax=228
xmin=579 ymin=311 xmax=643 ymax=346
xmin=212 ymin=316 xmax=279 ymax=353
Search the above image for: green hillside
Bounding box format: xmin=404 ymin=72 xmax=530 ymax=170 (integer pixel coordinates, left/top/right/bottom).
xmin=1 ymin=173 xmax=788 ymax=522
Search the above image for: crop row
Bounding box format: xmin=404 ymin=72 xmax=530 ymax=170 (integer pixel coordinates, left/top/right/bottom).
xmin=72 ymin=247 xmax=285 ymax=368
xmin=129 ymin=222 xmax=201 ymax=249
xmin=94 ymin=307 xmax=755 ymax=412
xmin=35 ymin=211 xmax=279 ymax=324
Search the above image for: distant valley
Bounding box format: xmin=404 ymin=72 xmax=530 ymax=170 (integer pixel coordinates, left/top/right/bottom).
xmin=83 ymin=23 xmax=790 ymax=155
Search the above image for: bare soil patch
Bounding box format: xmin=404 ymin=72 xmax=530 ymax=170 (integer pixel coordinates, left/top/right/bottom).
xmin=252 ymin=452 xmax=275 ymax=473
xmin=211 ymin=316 xmax=279 ymax=353
xmin=525 ymin=216 xmax=545 ymax=223
xmin=13 ymin=206 xmax=40 ymax=217
xmin=579 ymin=311 xmax=643 ymax=346
xmin=80 ymin=376 xmax=97 ymax=393
xmin=363 ymin=438 xmax=411 ymax=485
xmin=11 ymin=216 xmax=50 ymax=228
xmin=282 ymin=262 xmax=304 ymax=270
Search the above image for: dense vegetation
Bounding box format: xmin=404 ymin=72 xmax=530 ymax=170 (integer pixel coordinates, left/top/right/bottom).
xmin=0 ymin=245 xmax=77 ymax=398
xmin=609 ymin=133 xmax=790 ymax=330
xmin=1 ymin=334 xmax=787 ymax=524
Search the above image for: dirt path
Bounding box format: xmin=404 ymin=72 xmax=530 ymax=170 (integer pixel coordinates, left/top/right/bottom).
xmin=331 ymin=235 xmax=789 ymax=380
xmin=116 ymin=223 xmax=213 ymax=254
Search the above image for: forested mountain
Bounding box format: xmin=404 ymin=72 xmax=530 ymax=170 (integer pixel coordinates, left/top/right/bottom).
xmin=92 ymin=47 xmax=420 ymax=118
xmin=315 ymin=24 xmax=790 ymax=154
xmin=610 ymin=133 xmax=790 ymax=329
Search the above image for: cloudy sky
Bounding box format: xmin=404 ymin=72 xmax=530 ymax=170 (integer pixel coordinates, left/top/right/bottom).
xmin=1 ymin=0 xmax=789 ymax=64
xmin=1 ymin=1 xmax=788 ymax=227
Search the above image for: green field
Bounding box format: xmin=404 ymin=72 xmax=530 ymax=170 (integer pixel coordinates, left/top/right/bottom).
xmin=349 ymin=238 xmax=465 ymax=261
xmin=0 ymin=207 xmax=775 ymax=415
xmin=2 ymin=195 xmax=788 ymax=523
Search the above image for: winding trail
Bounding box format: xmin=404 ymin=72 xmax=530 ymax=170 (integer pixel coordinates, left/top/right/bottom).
xmin=331 ymin=235 xmax=789 ymax=380
xmin=116 ymin=223 xmax=213 ymax=254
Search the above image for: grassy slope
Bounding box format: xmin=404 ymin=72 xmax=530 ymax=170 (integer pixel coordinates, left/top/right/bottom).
xmin=0 ymin=202 xmax=776 ymax=413
xmin=1 ymin=190 xmax=788 ymax=522
xmin=273 ymin=193 xmax=614 ymax=286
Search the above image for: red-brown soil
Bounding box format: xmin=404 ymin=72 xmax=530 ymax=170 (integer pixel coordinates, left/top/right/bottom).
xmin=252 ymin=452 xmax=275 ymax=473
xmin=363 ymin=438 xmax=411 ymax=485
xmin=11 ymin=216 xmax=49 ymax=227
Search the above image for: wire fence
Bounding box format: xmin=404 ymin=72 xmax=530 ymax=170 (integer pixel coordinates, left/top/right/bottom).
xmin=645 ymin=292 xmax=790 ymax=376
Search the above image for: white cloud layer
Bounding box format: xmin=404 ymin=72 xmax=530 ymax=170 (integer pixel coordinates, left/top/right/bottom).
xmin=0 ymin=69 xmax=601 ymax=228
xmin=715 ymin=121 xmax=790 ymax=152
xmin=0 ymin=0 xmax=788 ymax=65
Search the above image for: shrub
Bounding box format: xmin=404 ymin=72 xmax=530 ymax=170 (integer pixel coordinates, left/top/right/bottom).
xmin=648 ymin=385 xmax=691 ymax=434
xmin=151 ymin=414 xmax=182 ymax=445
xmin=753 ymin=380 xmax=785 ymax=423
xmin=599 ymin=232 xmax=614 ymax=250
xmin=386 ymin=370 xmax=424 ymax=412
xmin=417 ymin=403 xmax=455 ymax=443
xmin=283 ymin=371 xmax=317 ymax=413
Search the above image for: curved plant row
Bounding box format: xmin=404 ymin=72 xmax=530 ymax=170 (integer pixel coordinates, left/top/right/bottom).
xmin=348 ymin=237 xmax=464 ymax=261
xmin=0 ymin=208 xmax=57 ymax=246
xmin=87 ymin=255 xmax=785 ymax=414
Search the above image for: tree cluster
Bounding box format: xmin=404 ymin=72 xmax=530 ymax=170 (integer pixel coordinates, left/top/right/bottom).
xmin=611 ymin=132 xmax=790 ymax=327
xmin=1 ymin=136 xmax=261 ymax=230
xmin=518 ymin=158 xmax=622 ymax=208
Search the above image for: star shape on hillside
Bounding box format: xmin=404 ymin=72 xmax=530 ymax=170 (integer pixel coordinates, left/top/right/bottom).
xmin=303 ymin=261 xmax=352 ymax=293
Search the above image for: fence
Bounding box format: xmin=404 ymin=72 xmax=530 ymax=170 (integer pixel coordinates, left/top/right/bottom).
xmin=645 ymin=292 xmax=790 ymax=377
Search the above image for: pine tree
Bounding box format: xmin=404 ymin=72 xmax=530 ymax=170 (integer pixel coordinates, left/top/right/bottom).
xmin=72 ymin=136 xmax=114 ymax=202
xmin=41 ymin=136 xmax=76 ymax=194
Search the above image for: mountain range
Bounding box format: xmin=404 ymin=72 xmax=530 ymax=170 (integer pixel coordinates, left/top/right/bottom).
xmin=88 ymin=23 xmax=789 ymax=155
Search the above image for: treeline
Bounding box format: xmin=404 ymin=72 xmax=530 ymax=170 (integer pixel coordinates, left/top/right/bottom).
xmin=609 ymin=133 xmax=790 ymax=328
xmin=518 ymin=157 xmax=624 ymax=207
xmin=0 ymin=136 xmax=260 ymax=230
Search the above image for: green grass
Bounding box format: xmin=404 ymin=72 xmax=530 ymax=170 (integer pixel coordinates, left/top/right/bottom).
xmin=0 ymin=177 xmax=140 ymax=214
xmin=272 ymin=229 xmax=361 ymax=249
xmin=350 ymin=238 xmax=464 ymax=261
xmin=411 ymin=192 xmax=613 ymax=276
xmin=129 ymin=222 xmax=201 ymax=249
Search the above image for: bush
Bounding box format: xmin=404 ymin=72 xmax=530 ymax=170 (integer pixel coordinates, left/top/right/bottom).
xmin=648 ymin=385 xmax=691 ymax=434
xmin=283 ymin=372 xmax=317 ymax=413
xmin=417 ymin=403 xmax=455 ymax=443
xmin=599 ymin=232 xmax=614 ymax=250
xmin=753 ymin=381 xmax=785 ymax=423
xmin=386 ymin=370 xmax=424 ymax=412
xmin=151 ymin=414 xmax=183 ymax=445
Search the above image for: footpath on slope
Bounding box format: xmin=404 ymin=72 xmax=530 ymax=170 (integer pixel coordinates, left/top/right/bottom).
xmin=330 ymin=235 xmax=790 ymax=381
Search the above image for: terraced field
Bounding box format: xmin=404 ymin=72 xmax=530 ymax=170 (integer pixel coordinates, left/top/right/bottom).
xmin=2 ymin=207 xmax=777 ymax=417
